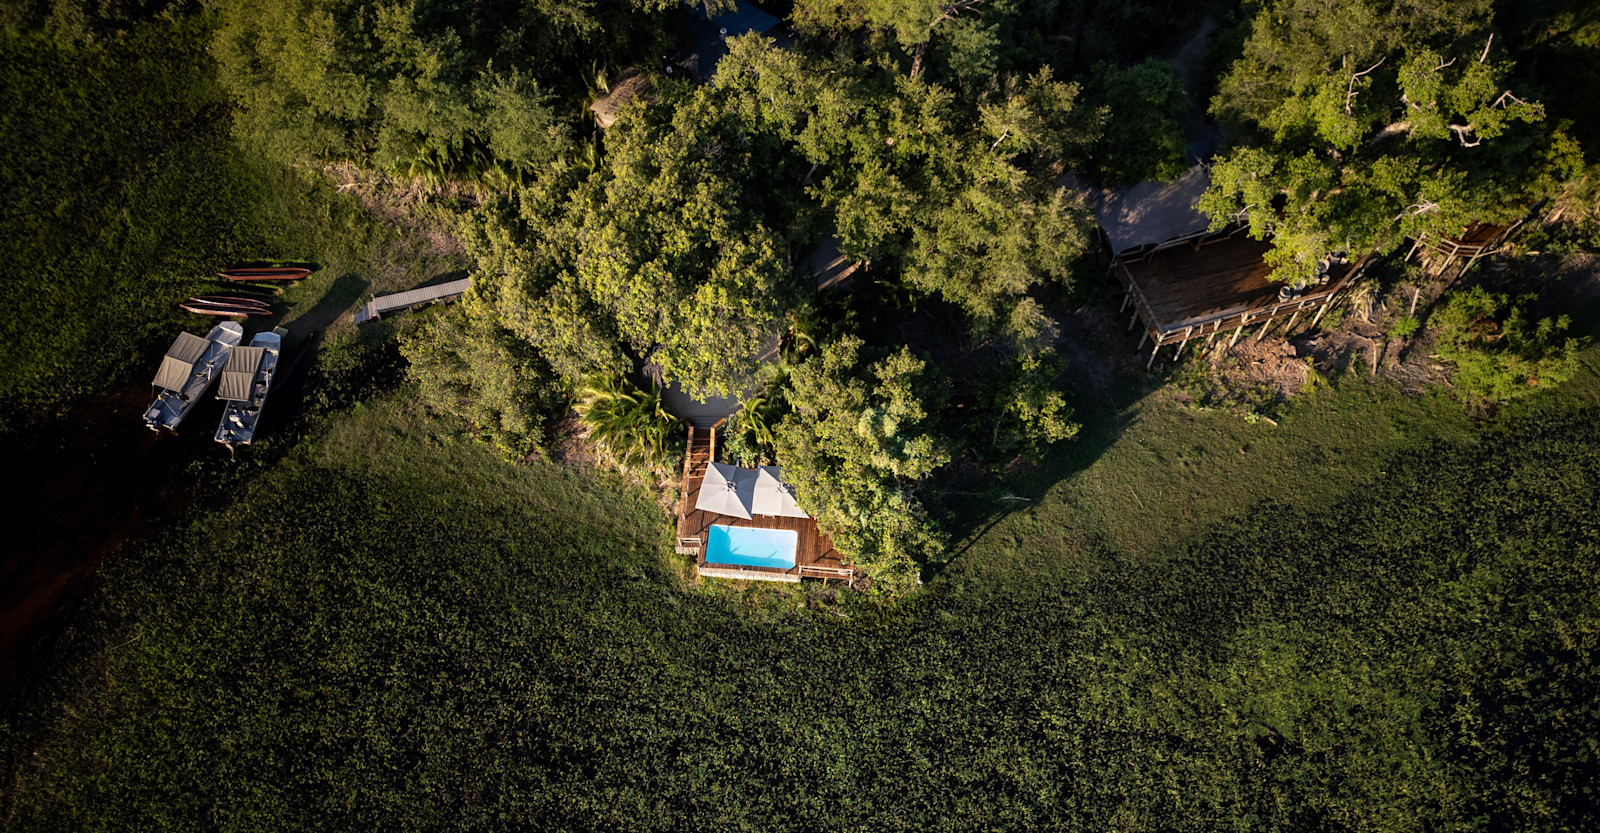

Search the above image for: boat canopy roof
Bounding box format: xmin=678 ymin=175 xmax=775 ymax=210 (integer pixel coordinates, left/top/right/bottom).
xmin=153 ymin=332 xmax=211 ymax=390
xmin=218 ymin=346 xmax=264 ymax=401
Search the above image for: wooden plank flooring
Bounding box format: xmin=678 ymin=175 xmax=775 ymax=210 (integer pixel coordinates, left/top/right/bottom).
xmin=1120 ymin=236 xmax=1353 ymax=338
xmin=675 ymin=429 xmax=850 ymax=581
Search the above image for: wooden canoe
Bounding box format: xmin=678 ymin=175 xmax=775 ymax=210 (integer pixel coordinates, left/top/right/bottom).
xmin=190 ymin=295 xmax=271 ymax=309
xmin=191 ymin=295 xmax=270 ymax=308
xmin=218 ymin=267 xmax=312 ymax=281
xmin=181 ymin=303 xmax=269 ymax=317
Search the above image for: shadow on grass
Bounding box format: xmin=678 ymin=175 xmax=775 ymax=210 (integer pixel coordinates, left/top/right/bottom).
xmin=933 ymin=395 xmax=1144 ymax=575
xmin=285 ymin=271 xmax=368 ymax=334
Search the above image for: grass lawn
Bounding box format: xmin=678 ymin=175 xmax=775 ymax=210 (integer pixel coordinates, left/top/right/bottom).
xmin=2 ymin=339 xmax=1595 ymax=829
xmin=0 ymin=19 xmax=467 ymax=438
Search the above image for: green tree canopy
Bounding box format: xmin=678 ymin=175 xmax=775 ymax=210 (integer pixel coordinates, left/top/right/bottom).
xmin=774 ymin=336 xmax=950 ymax=590
xmin=212 ymin=0 xmax=673 ymax=180
xmin=1201 ymin=0 xmax=1583 ymax=284
xmin=460 ymin=79 xmax=809 ymax=399
xmin=716 ymin=37 xmax=1098 ymax=351
xmin=400 ymin=290 xmax=560 ymax=458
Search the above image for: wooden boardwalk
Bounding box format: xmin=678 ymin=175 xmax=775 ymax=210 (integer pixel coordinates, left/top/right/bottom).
xmin=676 ymin=426 xmax=853 ymax=583
xmin=353 ymin=277 xmax=473 ymax=324
xmin=1115 ymin=234 xmax=1361 ymax=366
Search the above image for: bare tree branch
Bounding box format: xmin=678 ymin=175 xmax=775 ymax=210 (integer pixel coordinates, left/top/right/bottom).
xmin=1492 ymin=90 xmax=1527 ymax=109
xmin=1449 ymin=123 xmax=1482 ymax=147
xmin=909 ymin=0 xmax=984 ymax=78
xmin=1345 ymin=56 xmax=1387 ymax=115
xmin=1368 ymin=121 xmax=1412 ymax=145
xmin=1478 ymin=33 xmax=1494 ymax=64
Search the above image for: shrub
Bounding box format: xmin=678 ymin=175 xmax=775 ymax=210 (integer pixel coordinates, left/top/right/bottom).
xmin=1387 ymin=314 xmax=1420 ymax=339
xmin=1432 ymin=286 xmax=1580 ymax=403
xmin=572 ymin=375 xmax=682 ymax=476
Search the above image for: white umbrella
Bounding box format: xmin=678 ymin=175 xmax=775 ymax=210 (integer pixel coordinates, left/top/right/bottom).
xmin=695 ymin=462 xmax=756 ymax=519
xmin=752 ymin=466 xmax=809 ymax=518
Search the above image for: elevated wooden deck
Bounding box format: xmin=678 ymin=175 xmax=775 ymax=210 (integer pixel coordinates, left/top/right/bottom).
xmin=676 ymin=426 xmax=854 ymax=583
xmin=353 ymin=277 xmax=472 ymax=324
xmin=1115 ymin=235 xmax=1359 ymax=366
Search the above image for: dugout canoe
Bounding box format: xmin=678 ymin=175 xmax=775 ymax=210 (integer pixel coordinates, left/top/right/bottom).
xmin=190 ymin=295 xmax=271 ymax=309
xmin=180 ymin=303 xmax=270 ymax=317
xmin=217 ymin=267 xmax=312 ymax=281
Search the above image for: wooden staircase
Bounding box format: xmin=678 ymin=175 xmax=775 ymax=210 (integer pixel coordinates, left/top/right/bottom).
xmin=676 ymin=425 xmax=716 ymax=554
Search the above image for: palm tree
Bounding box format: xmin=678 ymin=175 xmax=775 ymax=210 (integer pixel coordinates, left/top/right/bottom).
xmin=572 ymin=375 xmax=680 ymax=471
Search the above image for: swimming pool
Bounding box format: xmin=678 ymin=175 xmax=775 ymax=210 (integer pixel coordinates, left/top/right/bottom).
xmin=706 ymin=524 xmax=798 ymax=570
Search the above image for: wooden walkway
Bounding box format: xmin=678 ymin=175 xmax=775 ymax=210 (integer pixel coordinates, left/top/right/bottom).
xmin=1115 ymin=234 xmax=1360 ymax=367
xmin=353 ymin=277 xmax=473 ymax=324
xmin=676 ymin=425 xmax=854 ymax=583
xmin=1408 ymin=221 xmax=1515 ymax=279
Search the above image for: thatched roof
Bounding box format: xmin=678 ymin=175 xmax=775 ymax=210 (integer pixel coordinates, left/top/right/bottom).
xmin=590 ymin=71 xmax=653 ymax=129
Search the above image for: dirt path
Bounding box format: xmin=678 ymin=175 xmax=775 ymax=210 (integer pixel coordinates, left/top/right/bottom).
xmin=1165 ymin=18 xmax=1223 ymax=162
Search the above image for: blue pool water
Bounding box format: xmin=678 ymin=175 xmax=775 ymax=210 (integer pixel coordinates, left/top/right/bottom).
xmin=706 ymin=524 xmax=799 ymax=569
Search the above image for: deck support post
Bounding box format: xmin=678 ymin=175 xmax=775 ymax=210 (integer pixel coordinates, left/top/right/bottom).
xmin=1136 ymin=329 xmax=1149 ymax=350
xmin=1127 ymin=309 xmax=1140 ymax=332
xmin=1146 ymin=339 xmax=1161 ymax=369
xmin=1175 ymin=326 xmax=1194 ymax=360
xmin=1282 ymin=308 xmax=1302 ymax=337
xmin=1308 ymin=297 xmax=1334 ymax=330
xmin=1228 ymin=314 xmax=1250 ymax=349
xmin=1119 ymin=291 xmax=1131 ymax=312
xmin=1254 ymin=315 xmax=1275 ymax=343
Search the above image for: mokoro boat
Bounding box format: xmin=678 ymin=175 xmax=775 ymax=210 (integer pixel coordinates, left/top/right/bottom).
xmin=190 ymin=295 xmax=271 ymax=309
xmin=181 ymin=303 xmax=269 ymax=317
xmin=144 ymin=321 xmax=244 ymax=432
xmin=218 ymin=267 xmax=311 ymax=281
xmin=215 ymin=327 xmax=286 ymax=448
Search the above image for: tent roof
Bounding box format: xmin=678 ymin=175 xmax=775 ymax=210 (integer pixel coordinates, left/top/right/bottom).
xmin=218 ymin=346 xmax=263 ymax=401
xmin=1095 ymin=165 xmax=1214 ymax=255
xmin=711 ymin=1 xmax=779 ymax=36
xmin=166 ymin=331 xmax=210 ymax=363
xmin=695 ymin=462 xmax=756 ymax=519
xmin=152 ymin=332 xmax=210 ymax=390
xmin=752 ymin=466 xmax=808 ymax=518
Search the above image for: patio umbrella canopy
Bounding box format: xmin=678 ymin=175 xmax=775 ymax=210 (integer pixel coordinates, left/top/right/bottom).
xmin=752 ymin=466 xmax=808 ymax=518
xmin=695 ymin=462 xmax=756 ymax=519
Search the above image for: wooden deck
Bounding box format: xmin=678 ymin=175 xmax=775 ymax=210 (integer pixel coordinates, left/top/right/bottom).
xmin=353 ymin=277 xmax=472 ymax=324
xmin=676 ymin=426 xmax=854 ymax=583
xmin=1115 ymin=234 xmax=1359 ymax=366
xmin=1408 ymin=220 xmax=1516 ymax=279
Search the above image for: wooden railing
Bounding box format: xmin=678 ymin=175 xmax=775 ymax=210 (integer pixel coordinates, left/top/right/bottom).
xmin=798 ymin=565 xmax=855 ymax=581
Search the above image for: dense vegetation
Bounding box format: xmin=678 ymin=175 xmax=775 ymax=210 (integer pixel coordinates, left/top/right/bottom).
xmin=4 ymin=0 xmax=1600 ymax=828
xmin=0 ymin=19 xmax=382 ymax=434
xmin=2 ymin=386 xmax=1595 ymax=830
xmin=212 ymin=0 xmax=677 ymax=182
xmin=1199 ymin=0 xmax=1584 ymax=284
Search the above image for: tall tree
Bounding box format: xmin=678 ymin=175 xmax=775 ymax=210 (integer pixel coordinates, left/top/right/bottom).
xmin=717 ymin=37 xmax=1098 ymax=353
xmin=774 ymin=336 xmax=950 ymax=591
xmin=211 ymin=0 xmax=674 ymax=179
xmin=1201 ymin=0 xmax=1582 ymax=284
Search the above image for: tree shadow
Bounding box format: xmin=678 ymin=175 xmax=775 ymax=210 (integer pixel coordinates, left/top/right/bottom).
xmin=928 ymin=304 xmax=1157 ymax=579
xmin=284 ymin=272 xmax=369 ymax=335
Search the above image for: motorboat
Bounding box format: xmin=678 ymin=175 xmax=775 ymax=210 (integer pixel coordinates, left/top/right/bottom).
xmin=214 ymin=327 xmax=286 ymax=447
xmin=143 ymin=321 xmax=244 ymax=432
